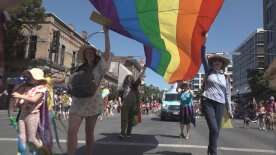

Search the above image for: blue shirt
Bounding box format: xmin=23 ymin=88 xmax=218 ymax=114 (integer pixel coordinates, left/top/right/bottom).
xmin=180 ymin=91 xmax=193 ymax=107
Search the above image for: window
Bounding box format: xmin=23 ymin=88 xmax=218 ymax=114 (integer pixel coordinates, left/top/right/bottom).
xmin=266 ymin=6 xmax=273 ymax=24
xmin=28 ymin=35 xmax=37 ymax=59
xmin=54 ymin=50 xmax=59 ymax=64
xmin=164 ymin=94 xmax=179 ymax=101
xmin=60 ymin=45 xmax=65 ymax=65
xmin=72 ymin=51 xmax=76 ymax=68
xmin=257 ymin=33 xmax=264 ymax=44
xmin=267 ymin=31 xmax=274 ymax=44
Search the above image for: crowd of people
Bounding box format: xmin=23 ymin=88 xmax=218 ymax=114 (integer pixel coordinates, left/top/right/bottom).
xmin=53 ymin=89 xmax=72 ymax=120
xmin=243 ymin=96 xmax=276 ymax=131
xmin=100 ymin=98 xmax=161 ymax=118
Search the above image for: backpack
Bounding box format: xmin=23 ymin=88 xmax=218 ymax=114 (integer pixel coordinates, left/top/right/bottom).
xmin=68 ymin=64 xmax=97 ymax=98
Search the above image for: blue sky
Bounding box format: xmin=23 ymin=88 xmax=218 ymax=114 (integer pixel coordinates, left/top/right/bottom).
xmin=43 ymin=0 xmax=263 ymax=90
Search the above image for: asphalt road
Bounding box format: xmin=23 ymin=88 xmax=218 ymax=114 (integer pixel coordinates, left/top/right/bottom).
xmin=0 ymin=110 xmax=275 ymax=155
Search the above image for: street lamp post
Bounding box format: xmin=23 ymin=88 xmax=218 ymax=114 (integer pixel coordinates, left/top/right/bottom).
xmin=86 ymin=31 xmax=104 ymax=40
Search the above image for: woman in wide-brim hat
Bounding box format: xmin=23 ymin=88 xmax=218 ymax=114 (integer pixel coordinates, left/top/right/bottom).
xmin=12 ymin=68 xmax=50 ymax=154
xmin=207 ymin=54 xmax=230 ymax=70
xmin=201 ymin=46 xmax=232 ymax=155
xmin=67 ymin=26 xmax=112 ymax=155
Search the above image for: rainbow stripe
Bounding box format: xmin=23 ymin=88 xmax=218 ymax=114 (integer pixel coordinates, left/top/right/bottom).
xmin=90 ymin=0 xmax=223 ymax=83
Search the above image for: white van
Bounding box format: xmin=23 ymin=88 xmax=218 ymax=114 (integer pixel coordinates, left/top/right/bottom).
xmin=160 ymin=84 xmax=181 ymax=121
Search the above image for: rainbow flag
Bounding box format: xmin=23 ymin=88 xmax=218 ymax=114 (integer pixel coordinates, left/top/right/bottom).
xmin=90 ymin=0 xmax=223 ymax=83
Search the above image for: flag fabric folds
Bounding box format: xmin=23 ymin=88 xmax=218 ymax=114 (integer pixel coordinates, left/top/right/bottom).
xmin=90 ymin=0 xmax=223 ymax=83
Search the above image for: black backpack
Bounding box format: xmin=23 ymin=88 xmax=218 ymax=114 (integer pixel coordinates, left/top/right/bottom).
xmin=68 ymin=64 xmax=97 ymax=98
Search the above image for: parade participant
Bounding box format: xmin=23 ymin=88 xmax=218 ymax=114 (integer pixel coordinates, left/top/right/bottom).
xmin=12 ymin=68 xmax=51 ymax=154
xmin=119 ymin=68 xmax=144 ymax=139
xmin=201 ymin=45 xmax=232 ymax=155
xmin=265 ymin=96 xmax=275 ymax=130
xmin=243 ymin=97 xmax=258 ymax=128
xmin=44 ymin=70 xmax=65 ymax=112
xmin=178 ymin=82 xmax=195 ymax=140
xmin=61 ymin=91 xmax=70 ymax=120
xmin=67 ymin=26 xmax=111 ymax=155
xmin=258 ymin=101 xmax=266 ymax=131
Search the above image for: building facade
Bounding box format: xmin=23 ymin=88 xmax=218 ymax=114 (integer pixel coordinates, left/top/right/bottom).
xmin=20 ymin=13 xmax=120 ymax=87
xmin=264 ymin=0 xmax=276 ymax=66
xmin=190 ymin=72 xmax=205 ymax=96
xmin=22 ymin=13 xmax=90 ymax=71
xmin=110 ymin=56 xmax=144 ymax=88
xmin=232 ymin=28 xmax=265 ymax=95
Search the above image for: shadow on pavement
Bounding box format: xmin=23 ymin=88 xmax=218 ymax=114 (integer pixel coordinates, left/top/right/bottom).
xmin=151 ymin=117 xmax=179 ymax=122
xmin=148 ymin=151 xmax=192 ymax=155
xmin=158 ymin=134 xmax=180 ymax=139
xmin=74 ymin=133 xmax=159 ymax=155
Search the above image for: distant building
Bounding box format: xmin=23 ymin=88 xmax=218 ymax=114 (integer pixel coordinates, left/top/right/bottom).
xmin=263 ymin=0 xmax=276 ymax=67
xmin=110 ymin=56 xmax=144 ymax=88
xmin=10 ymin=13 xmax=121 ymax=87
xmin=20 ymin=13 xmax=90 ymax=72
xmin=232 ymin=28 xmax=265 ymax=95
xmin=190 ymin=72 xmax=205 ymax=95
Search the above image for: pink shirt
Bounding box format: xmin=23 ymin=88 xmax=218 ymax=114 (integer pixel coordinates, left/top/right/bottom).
xmin=21 ymin=85 xmax=47 ymax=114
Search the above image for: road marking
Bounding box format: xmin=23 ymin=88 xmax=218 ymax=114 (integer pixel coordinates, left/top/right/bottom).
xmin=0 ymin=138 xmax=275 ymax=154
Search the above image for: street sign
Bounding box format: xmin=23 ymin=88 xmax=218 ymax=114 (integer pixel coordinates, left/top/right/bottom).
xmin=90 ymin=11 xmax=112 ymax=26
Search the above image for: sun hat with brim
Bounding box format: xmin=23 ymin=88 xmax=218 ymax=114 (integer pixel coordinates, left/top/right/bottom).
xmin=208 ymin=54 xmax=230 ymax=68
xmin=79 ymin=45 xmax=101 ymax=62
xmin=27 ymin=68 xmax=45 ymax=81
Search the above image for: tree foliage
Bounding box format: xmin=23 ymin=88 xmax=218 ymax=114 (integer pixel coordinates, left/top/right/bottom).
xmin=4 ymin=0 xmax=45 ymax=73
xmin=247 ymin=69 xmax=276 ymax=101
xmin=140 ymin=84 xmax=163 ymax=102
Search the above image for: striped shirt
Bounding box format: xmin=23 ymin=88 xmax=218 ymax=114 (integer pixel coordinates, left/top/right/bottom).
xmin=201 ymin=46 xmax=231 ymax=106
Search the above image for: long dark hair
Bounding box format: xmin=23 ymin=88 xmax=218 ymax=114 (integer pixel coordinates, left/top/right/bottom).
xmin=122 ymin=75 xmax=141 ymax=91
xmin=81 ymin=46 xmax=101 ymax=66
xmin=122 ymin=75 xmax=133 ymax=88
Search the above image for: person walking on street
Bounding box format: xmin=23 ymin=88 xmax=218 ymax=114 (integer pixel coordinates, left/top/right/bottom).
xmin=201 ymin=45 xmax=233 ymax=155
xmin=178 ymin=81 xmax=195 ymax=140
xmin=265 ymin=96 xmax=276 ymax=130
xmin=12 ymin=68 xmax=51 ymax=154
xmin=67 ymin=26 xmax=111 ymax=155
xmin=258 ymin=101 xmax=266 ymax=131
xmin=119 ymin=68 xmax=145 ymax=139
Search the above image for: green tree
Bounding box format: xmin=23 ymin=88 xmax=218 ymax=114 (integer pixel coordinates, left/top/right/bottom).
xmin=140 ymin=84 xmax=163 ymax=102
xmin=247 ymin=69 xmax=276 ymax=101
xmin=4 ymin=0 xmax=45 ymax=74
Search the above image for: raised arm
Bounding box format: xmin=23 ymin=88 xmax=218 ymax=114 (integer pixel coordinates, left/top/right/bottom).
xmin=103 ymin=26 xmax=111 ymax=62
xmin=201 ymin=45 xmax=209 ymax=73
xmin=225 ymin=75 xmax=233 ymax=118
xmin=134 ymin=66 xmax=146 ymax=83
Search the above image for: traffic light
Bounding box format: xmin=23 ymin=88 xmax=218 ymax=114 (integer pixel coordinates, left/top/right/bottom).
xmin=50 ymin=31 xmax=60 ymax=53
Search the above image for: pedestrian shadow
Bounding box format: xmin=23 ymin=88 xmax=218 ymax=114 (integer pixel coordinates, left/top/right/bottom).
xmin=146 ymin=151 xmax=192 ymax=155
xmin=151 ymin=117 xmax=179 ymax=122
xmin=158 ymin=134 xmax=180 ymax=139
xmin=74 ymin=133 xmax=159 ymax=155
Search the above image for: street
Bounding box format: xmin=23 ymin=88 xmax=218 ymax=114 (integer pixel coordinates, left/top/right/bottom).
xmin=0 ymin=111 xmax=275 ymax=155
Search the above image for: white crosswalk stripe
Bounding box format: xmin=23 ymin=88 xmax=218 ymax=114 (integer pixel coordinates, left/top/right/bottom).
xmin=0 ymin=138 xmax=275 ymax=154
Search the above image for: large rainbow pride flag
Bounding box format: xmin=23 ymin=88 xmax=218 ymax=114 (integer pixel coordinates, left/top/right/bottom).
xmin=90 ymin=0 xmax=224 ymax=83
